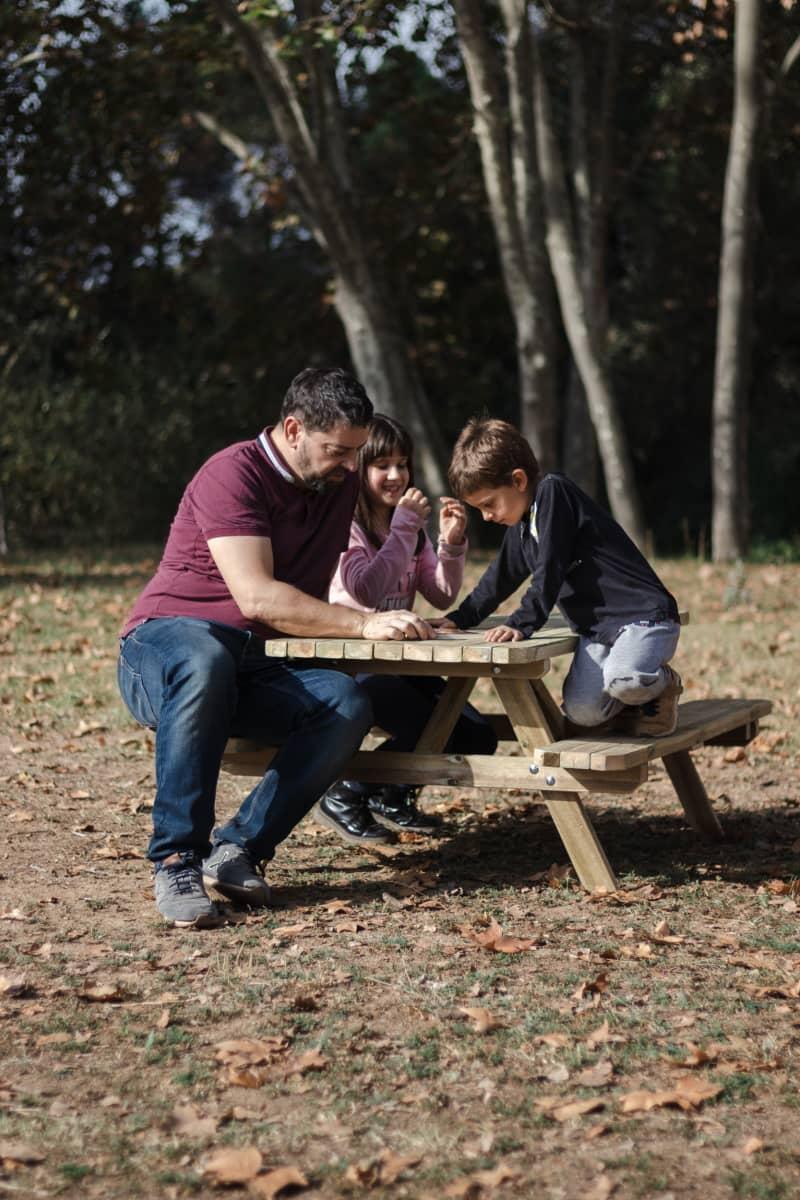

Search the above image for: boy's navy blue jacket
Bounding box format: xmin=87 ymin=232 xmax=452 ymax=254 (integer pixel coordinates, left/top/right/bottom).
xmin=449 ymin=473 xmax=678 ymax=645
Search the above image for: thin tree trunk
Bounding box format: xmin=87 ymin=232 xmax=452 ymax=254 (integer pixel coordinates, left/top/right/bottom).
xmin=711 ymin=0 xmax=761 ymax=562
xmin=453 ymin=0 xmax=558 ymax=468
xmin=531 ymin=33 xmax=645 ymax=545
xmin=207 ymin=0 xmax=447 ymax=497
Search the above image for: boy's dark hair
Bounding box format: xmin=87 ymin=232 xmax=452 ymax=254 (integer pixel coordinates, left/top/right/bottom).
xmin=355 ymin=414 xmax=424 ymax=553
xmin=280 ymin=367 xmax=373 ymax=431
xmin=448 ymin=417 xmax=541 ymax=498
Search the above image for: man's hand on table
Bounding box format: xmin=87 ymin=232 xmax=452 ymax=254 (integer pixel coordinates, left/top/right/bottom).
xmin=360 ymin=610 xmax=434 ymax=641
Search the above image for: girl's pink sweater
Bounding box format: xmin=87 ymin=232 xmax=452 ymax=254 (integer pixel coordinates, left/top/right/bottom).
xmin=329 ymin=505 xmax=466 ymax=614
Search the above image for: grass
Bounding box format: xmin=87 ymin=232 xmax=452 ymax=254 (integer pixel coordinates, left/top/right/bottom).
xmin=0 ymin=550 xmax=799 ymax=1197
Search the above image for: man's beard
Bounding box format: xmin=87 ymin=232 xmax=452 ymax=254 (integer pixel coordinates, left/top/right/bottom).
xmin=296 ymin=443 xmax=348 ymax=493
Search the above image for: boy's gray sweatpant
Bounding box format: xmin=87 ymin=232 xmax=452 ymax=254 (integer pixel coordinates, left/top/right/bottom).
xmin=561 ymin=619 xmax=680 ymax=728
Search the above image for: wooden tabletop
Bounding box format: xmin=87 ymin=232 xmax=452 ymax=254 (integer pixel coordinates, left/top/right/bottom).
xmin=264 ymin=617 xmax=578 ymax=666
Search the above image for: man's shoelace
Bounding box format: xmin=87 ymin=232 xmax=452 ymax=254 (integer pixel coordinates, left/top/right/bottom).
xmin=166 ymin=860 xmax=201 ymax=896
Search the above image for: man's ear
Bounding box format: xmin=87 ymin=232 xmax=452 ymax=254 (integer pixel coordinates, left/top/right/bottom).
xmin=511 ymin=468 xmax=529 ymax=492
xmin=282 ymin=415 xmax=303 ymax=447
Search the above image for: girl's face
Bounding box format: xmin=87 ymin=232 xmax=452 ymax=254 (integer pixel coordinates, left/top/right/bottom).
xmin=365 ymin=450 xmax=410 ymax=509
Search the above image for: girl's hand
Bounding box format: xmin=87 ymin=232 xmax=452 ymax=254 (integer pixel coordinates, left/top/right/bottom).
xmin=397 ymin=487 xmax=431 ymax=523
xmin=438 ymin=496 xmax=467 ymax=545
xmin=484 ymin=624 xmax=524 ymax=643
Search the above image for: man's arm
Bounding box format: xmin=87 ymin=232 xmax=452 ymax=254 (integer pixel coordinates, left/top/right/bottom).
xmin=208 ymin=535 xmax=431 ymax=640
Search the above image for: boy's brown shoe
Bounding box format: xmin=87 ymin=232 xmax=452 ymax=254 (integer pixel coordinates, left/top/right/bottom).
xmin=630 ymin=667 xmax=683 ymax=737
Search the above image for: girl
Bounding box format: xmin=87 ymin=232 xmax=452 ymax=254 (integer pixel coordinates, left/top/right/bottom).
xmin=319 ymin=414 xmax=498 ymax=846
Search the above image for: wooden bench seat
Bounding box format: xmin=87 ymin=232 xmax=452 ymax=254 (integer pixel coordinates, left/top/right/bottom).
xmin=532 ymin=698 xmax=772 ymax=771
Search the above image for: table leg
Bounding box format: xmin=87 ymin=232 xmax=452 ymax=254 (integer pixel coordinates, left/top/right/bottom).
xmin=663 ymin=750 xmax=725 ymax=839
xmin=543 ymin=794 xmax=619 ymax=893
xmin=493 ymin=676 xmax=618 ymax=892
xmin=491 ymin=677 xmax=557 ymax=750
xmin=415 ymin=677 xmax=477 ymax=753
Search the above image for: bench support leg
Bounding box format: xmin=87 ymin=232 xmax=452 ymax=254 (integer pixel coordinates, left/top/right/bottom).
xmin=544 ymin=793 xmax=619 ymax=893
xmin=663 ymin=750 xmax=724 ymax=840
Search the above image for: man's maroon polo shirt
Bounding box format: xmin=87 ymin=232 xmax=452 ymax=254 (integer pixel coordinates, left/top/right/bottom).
xmin=121 ymin=429 xmax=358 ymax=639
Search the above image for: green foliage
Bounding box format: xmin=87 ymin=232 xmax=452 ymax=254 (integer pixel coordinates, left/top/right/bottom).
xmin=1 ymin=0 xmax=799 ymax=550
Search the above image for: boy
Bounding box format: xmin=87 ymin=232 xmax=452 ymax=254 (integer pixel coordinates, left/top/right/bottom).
xmin=439 ymin=418 xmax=682 ymax=736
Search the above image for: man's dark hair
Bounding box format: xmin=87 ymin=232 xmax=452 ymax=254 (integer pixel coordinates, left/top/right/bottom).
xmin=280 ymin=367 xmax=373 ymax=432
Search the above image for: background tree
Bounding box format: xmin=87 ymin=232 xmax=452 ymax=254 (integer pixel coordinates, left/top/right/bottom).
xmin=204 ymin=0 xmax=448 ymax=497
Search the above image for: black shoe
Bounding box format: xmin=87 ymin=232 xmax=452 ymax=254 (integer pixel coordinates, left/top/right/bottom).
xmin=367 ymin=786 xmax=442 ymax=834
xmin=316 ymin=784 xmax=396 ymax=847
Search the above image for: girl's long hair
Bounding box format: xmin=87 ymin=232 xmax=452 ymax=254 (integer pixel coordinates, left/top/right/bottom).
xmin=355 ymin=414 xmax=423 ymax=552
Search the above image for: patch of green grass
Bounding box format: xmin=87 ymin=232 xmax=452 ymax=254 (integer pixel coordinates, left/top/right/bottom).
xmin=728 ymin=1168 xmax=789 ymax=1199
xmin=58 ymin=1162 xmax=93 ymax=1181
xmin=720 ymin=1072 xmax=762 ymax=1103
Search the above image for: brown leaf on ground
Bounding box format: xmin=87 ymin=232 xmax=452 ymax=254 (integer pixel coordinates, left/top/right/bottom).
xmin=271 ymin=922 xmax=314 ymax=938
xmin=463 ymin=916 xmax=536 ymax=953
xmin=458 ymin=1006 xmax=505 ymax=1034
xmin=675 ymin=1043 xmax=717 ymax=1068
xmin=575 ymin=1060 xmax=614 ymax=1087
xmin=442 ymin=1162 xmax=519 ymax=1196
xmin=334 ymin=918 xmax=363 ymax=933
xmin=619 ymin=1075 xmax=721 ymax=1113
xmin=168 ymin=1103 xmax=218 ymax=1139
xmin=250 ymin=1165 xmax=309 ymax=1197
xmin=587 ymin=1177 xmax=617 ymax=1200
xmin=585 ymin=1021 xmax=625 ymax=1049
xmin=0 ymin=973 xmax=30 ymax=998
xmin=375 ymin=1149 xmax=422 ymax=1185
xmin=573 ymin=973 xmax=609 ymax=1000
xmin=322 ymin=899 xmax=352 ymax=913
xmin=742 ymin=1137 xmax=765 ymax=1155
xmin=285 ymin=1049 xmax=328 ymax=1076
xmin=215 ymin=1037 xmax=290 ymax=1066
xmin=0 ymin=1140 xmax=46 ymax=1166
xmin=202 ymin=1146 xmax=263 ymax=1184
xmin=535 ymin=1032 xmax=571 ymax=1048
xmin=78 ymin=980 xmax=127 ymax=1002
xmin=535 ymin=1096 xmax=606 ymax=1122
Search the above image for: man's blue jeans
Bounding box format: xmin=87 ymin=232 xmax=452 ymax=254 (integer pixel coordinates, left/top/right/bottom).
xmin=117 ymin=617 xmax=372 ymax=864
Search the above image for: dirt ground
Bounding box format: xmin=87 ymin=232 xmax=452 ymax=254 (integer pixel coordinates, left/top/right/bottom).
xmin=1 ymin=552 xmax=799 ymax=1200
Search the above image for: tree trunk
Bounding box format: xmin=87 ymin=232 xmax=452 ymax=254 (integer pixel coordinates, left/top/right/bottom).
xmin=207 ymin=0 xmax=447 ymax=497
xmin=711 ymin=0 xmax=761 ymax=562
xmin=531 ymin=33 xmax=645 ymax=546
xmin=452 ymin=0 xmax=558 ymax=469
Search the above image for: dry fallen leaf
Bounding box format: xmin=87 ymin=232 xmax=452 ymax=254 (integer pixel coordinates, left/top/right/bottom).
xmin=285 ymin=1049 xmax=328 ymax=1076
xmin=215 ymin=1037 xmax=290 ymax=1066
xmin=535 ymin=1096 xmax=606 ymax=1122
xmin=344 ymin=1148 xmax=421 ymax=1189
xmin=78 ymin=980 xmax=127 ymax=1003
xmin=463 ymin=916 xmax=536 ymax=954
xmin=742 ymin=1136 xmax=765 ymax=1155
xmin=250 ymin=1165 xmax=309 ymax=1197
xmin=0 ymin=1140 xmax=46 ymax=1166
xmin=575 ymin=1060 xmax=614 ymax=1088
xmin=0 ymin=974 xmax=30 ymax=998
xmin=458 ymin=1006 xmax=505 ymax=1035
xmin=619 ymin=1075 xmax=721 ymax=1113
xmin=202 ymin=1146 xmax=263 ymax=1184
xmin=168 ymin=1103 xmax=218 ymax=1139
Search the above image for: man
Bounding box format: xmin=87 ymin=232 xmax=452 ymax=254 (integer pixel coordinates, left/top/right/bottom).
xmin=118 ymin=367 xmax=431 ymax=928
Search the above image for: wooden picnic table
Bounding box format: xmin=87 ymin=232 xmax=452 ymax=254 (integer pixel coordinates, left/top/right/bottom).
xmin=222 ymin=618 xmax=770 ymax=893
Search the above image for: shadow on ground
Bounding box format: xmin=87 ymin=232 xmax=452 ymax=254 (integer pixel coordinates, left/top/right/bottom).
xmin=271 ymin=801 xmax=800 ymax=909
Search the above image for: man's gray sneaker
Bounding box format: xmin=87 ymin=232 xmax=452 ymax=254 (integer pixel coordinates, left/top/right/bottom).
xmin=154 ymin=852 xmax=224 ymax=929
xmin=202 ymin=842 xmax=272 ymax=908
